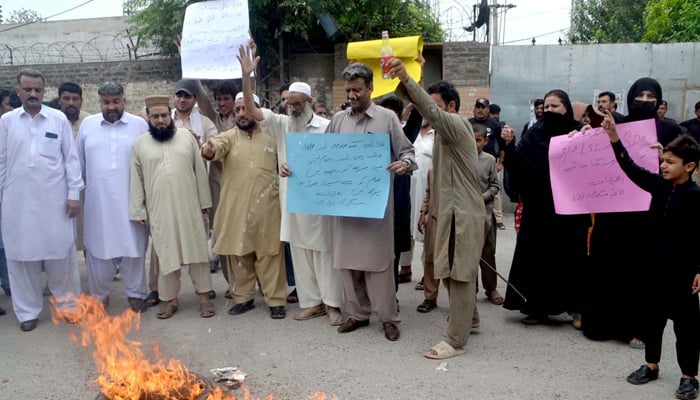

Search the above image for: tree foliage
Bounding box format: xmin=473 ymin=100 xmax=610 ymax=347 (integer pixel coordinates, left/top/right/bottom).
xmin=123 ymin=0 xmax=443 ymax=58
xmin=568 ymin=0 xmax=647 ymax=44
xmin=644 ymin=0 xmax=700 ymax=42
xmin=5 ymin=8 xmax=42 ymax=24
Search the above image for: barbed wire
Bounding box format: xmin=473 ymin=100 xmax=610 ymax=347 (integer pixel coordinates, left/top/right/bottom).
xmin=0 ymin=31 xmax=162 ymax=65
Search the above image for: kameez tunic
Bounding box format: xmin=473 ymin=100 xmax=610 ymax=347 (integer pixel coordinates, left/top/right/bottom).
xmin=129 ymin=128 xmax=211 ymax=274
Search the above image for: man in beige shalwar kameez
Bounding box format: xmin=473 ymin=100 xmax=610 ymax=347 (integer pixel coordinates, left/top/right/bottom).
xmin=391 ymin=59 xmax=485 ymax=359
xmin=201 ymin=93 xmax=287 ymax=320
xmin=130 ymin=95 xmax=215 ymax=320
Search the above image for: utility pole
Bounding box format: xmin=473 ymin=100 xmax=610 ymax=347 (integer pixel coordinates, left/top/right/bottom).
xmin=491 ymin=0 xmax=498 ymax=46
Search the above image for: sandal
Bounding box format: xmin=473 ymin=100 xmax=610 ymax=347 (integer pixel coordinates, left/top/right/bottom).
xmin=424 ymin=340 xmax=466 ymax=360
xmin=199 ymin=302 xmax=215 ymax=318
xmin=156 ymin=301 xmax=178 ymax=319
xmin=415 ymin=277 xmax=424 ymax=291
xmin=416 ymin=300 xmax=437 ymax=313
xmin=397 ymin=272 xmax=412 ymax=284
xmin=629 ymin=338 xmax=646 ymax=349
xmin=145 ymin=291 xmax=160 ymax=307
xmin=486 ymin=290 xmax=504 ymax=305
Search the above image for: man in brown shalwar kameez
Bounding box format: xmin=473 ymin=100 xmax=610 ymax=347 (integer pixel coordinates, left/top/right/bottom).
xmin=391 ymin=59 xmax=486 ymax=358
xmin=326 ymin=63 xmax=416 ymax=341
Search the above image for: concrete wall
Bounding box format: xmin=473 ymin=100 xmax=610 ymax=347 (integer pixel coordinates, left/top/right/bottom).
xmin=491 ymin=42 xmax=700 ymax=136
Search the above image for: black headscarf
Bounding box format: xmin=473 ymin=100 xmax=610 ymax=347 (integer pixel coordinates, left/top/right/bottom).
xmin=626 ymin=77 xmax=662 ymax=122
xmin=516 ymin=89 xmax=582 ymax=170
xmin=625 ymin=77 xmax=682 ymax=145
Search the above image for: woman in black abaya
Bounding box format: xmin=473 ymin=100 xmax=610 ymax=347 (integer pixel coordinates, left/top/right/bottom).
xmin=502 ymin=89 xmax=591 ymax=324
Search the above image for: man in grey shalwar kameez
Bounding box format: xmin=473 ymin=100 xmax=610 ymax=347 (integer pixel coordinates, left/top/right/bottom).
xmin=325 ymin=63 xmax=416 ymax=341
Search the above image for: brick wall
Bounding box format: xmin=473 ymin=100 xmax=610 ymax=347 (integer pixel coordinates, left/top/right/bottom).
xmin=0 ymin=59 xmax=182 ymax=114
xmin=0 ymin=41 xmax=491 ymax=117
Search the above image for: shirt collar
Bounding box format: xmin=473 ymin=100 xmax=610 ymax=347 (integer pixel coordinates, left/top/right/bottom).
xmin=100 ymin=112 xmax=128 ymax=126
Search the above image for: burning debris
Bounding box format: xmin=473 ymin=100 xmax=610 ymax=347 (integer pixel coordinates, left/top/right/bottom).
xmin=51 ymin=295 xmax=340 ymax=400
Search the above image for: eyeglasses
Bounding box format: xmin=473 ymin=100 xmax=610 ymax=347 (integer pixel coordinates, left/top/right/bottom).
xmin=149 ymin=113 xmax=170 ymax=120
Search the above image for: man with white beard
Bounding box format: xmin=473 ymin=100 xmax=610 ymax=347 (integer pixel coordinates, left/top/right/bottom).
xmin=237 ymin=45 xmax=343 ymax=325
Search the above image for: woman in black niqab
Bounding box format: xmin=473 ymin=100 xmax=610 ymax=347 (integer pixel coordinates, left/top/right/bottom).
xmin=502 ymin=89 xmax=590 ymax=323
xmin=625 ymin=77 xmax=683 ymax=145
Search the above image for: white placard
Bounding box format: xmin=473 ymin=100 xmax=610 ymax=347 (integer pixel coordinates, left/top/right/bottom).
xmin=180 ymin=0 xmax=249 ymax=79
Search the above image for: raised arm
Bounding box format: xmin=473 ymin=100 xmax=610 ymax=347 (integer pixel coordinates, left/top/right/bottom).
xmin=237 ymin=44 xmax=263 ymax=122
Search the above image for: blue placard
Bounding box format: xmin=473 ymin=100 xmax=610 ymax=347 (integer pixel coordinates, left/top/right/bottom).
xmin=285 ymin=132 xmax=391 ymax=219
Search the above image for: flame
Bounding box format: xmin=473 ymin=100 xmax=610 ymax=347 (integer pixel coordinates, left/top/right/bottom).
xmin=51 ymin=295 xmax=340 ymax=400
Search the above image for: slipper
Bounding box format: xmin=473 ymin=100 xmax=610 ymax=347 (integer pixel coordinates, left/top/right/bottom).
xmin=145 ymin=291 xmax=160 ymax=307
xmin=629 ymin=338 xmax=646 ymax=349
xmin=199 ymin=302 xmax=215 ymax=318
xmin=486 ymin=290 xmax=504 ymax=305
xmin=424 ymin=340 xmax=466 ymax=360
xmin=156 ymin=301 xmax=178 ymax=319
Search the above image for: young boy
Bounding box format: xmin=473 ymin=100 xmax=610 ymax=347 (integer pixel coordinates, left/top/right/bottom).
xmin=473 ymin=124 xmax=503 ymax=305
xmin=601 ymin=110 xmax=700 ymax=400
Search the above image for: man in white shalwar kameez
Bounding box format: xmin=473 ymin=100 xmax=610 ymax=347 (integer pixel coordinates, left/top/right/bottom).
xmin=238 ymin=47 xmax=343 ymax=324
xmin=77 ymin=82 xmax=149 ymax=311
xmin=0 ymin=68 xmax=83 ymax=332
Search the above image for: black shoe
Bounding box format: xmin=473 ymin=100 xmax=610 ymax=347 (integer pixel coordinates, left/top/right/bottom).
xmin=627 ymin=365 xmax=659 ymax=385
xmin=228 ymin=299 xmax=255 ymax=315
xmin=496 ymin=222 xmax=506 ymax=230
xmin=0 ymin=306 xmax=6 ymax=315
xmin=20 ymin=319 xmax=38 ymax=332
xmin=676 ymin=377 xmax=699 ymax=400
xmin=269 ymin=306 xmax=286 ymax=319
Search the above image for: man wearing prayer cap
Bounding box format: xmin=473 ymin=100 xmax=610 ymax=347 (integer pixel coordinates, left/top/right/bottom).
xmin=201 ymin=57 xmax=288 ymax=319
xmin=130 ymin=94 xmax=215 ymax=320
xmin=77 ymin=82 xmax=149 ymax=312
xmin=235 ymin=44 xmax=343 ymax=325
xmin=145 ymin=79 xmax=220 ymax=304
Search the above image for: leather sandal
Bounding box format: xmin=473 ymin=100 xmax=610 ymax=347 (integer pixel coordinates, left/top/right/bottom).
xmin=416 ymin=300 xmax=437 ymax=313
xmin=145 ymin=291 xmax=160 ymax=307
xmin=156 ymin=301 xmax=178 ymax=319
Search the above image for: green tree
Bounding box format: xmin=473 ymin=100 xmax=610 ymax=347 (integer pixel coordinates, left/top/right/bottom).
xmin=5 ymin=7 xmax=42 ymax=24
xmin=568 ymin=0 xmax=647 ymax=44
xmin=644 ymin=0 xmax=700 ymax=42
xmin=123 ymin=0 xmax=443 ymax=58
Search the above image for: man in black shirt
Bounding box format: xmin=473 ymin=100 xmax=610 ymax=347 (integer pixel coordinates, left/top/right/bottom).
xmin=469 ymin=98 xmax=503 ymax=161
xmin=680 ymin=101 xmax=700 ymax=141
xmin=597 ymin=91 xmax=625 ymax=123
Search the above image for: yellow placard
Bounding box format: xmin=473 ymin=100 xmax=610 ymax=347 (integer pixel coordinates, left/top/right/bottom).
xmin=346 ymin=35 xmax=424 ymax=99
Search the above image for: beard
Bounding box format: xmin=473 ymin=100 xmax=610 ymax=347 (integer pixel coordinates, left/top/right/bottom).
xmin=235 ymin=119 xmax=257 ymax=131
xmin=288 ymin=105 xmax=314 ymax=133
xmin=148 ymin=121 xmax=176 ymax=142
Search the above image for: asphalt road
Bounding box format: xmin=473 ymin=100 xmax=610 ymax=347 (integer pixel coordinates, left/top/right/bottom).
xmin=0 ymin=210 xmax=683 ymax=400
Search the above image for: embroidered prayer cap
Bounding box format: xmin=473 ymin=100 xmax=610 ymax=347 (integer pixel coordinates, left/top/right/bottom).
xmin=144 ymin=95 xmax=170 ymax=109
xmin=289 ymin=82 xmax=312 ymax=97
xmin=235 ymin=92 xmax=260 ymax=107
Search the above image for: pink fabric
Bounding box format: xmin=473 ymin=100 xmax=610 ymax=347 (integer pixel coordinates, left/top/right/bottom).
xmin=549 ymin=119 xmax=659 ymax=215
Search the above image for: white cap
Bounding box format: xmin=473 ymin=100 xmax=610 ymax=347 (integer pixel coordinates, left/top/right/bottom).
xmin=289 ymin=82 xmax=312 ymax=97
xmin=235 ymin=92 xmax=260 ymax=106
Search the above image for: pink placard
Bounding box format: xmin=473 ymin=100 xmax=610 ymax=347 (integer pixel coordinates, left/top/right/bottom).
xmin=549 ymin=119 xmax=659 ymax=215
